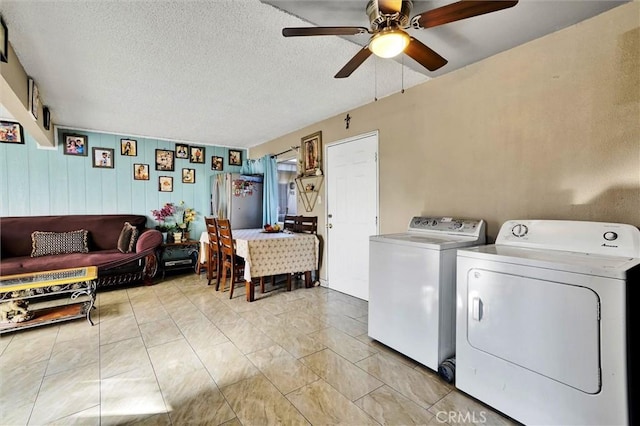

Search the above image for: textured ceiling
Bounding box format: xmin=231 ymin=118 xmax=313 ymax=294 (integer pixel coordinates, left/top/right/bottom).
xmin=0 ymin=0 xmax=628 ymax=149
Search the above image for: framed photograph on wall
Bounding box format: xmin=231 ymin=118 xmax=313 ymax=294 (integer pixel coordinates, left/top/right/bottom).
xmin=27 ymin=77 xmax=40 ymax=120
xmin=43 ymin=106 xmax=51 ymax=130
xmin=228 ymin=149 xmax=242 ymax=166
xmin=175 ymin=143 xmax=189 ymax=159
xmin=92 ymin=147 xmax=114 ymax=169
xmin=63 ymin=134 xmax=88 ymax=156
xmin=0 ymin=120 xmax=25 ymax=144
xmin=133 ymin=163 xmax=149 ymax=180
xmin=0 ymin=16 xmax=7 ymax=63
xmin=302 ymin=131 xmax=322 ymax=175
xmin=155 ymin=149 xmax=175 ymax=171
xmin=182 ymin=168 xmax=195 ymax=184
xmin=120 ymin=138 xmax=137 ymax=156
xmin=159 ymin=176 xmax=173 ymax=192
xmin=189 ymin=146 xmax=205 ymax=163
xmin=211 ymin=156 xmax=223 ymax=171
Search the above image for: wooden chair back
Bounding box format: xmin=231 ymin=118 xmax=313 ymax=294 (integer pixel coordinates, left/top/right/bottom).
xmin=216 ymin=218 xmax=245 ymax=298
xmin=204 ymin=217 xmax=221 ymax=288
xmin=283 ymin=215 xmax=298 ymax=231
xmin=296 ymin=216 xmax=318 ymax=234
xmin=216 ymin=218 xmax=234 ymax=259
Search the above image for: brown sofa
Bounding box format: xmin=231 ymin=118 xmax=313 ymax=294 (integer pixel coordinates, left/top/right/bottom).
xmin=0 ymin=214 xmax=162 ymax=288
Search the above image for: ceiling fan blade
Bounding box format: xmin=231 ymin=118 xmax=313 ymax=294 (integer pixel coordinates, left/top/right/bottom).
xmin=335 ymin=47 xmax=373 ymax=78
xmin=377 ymin=0 xmax=403 ymax=14
xmin=412 ymin=0 xmax=518 ymax=29
xmin=404 ymin=37 xmax=448 ymax=71
xmin=282 ymin=27 xmax=370 ymax=37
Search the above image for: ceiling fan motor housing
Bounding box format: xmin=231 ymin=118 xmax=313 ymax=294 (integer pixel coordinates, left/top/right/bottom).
xmin=366 ymin=0 xmax=413 ymax=30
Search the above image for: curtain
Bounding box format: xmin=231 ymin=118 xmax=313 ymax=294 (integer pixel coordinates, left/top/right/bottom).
xmin=240 ymin=155 xmax=279 ymax=225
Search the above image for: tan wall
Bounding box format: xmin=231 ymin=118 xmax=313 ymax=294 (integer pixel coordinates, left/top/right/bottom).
xmin=0 ymin=42 xmax=55 ymax=147
xmin=251 ymin=2 xmax=640 ymax=267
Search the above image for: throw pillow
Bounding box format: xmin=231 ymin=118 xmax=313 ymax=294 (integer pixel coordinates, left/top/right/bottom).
xmin=31 ymin=230 xmax=89 ymax=257
xmin=117 ymin=222 xmax=139 ymax=253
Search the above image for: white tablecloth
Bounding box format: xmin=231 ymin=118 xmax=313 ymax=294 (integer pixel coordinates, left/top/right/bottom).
xmin=200 ymin=229 xmax=319 ymax=281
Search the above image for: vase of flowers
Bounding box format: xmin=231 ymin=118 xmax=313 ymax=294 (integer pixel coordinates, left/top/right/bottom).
xmin=177 ymin=201 xmax=197 ymax=241
xmin=152 ymin=203 xmax=177 ymax=242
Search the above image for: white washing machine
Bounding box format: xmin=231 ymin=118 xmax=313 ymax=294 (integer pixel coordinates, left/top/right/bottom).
xmin=456 ymin=220 xmax=640 ymax=425
xmin=369 ymin=216 xmax=486 ymax=371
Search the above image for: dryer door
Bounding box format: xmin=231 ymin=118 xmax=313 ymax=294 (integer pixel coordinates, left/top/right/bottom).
xmin=466 ymin=269 xmax=600 ymax=394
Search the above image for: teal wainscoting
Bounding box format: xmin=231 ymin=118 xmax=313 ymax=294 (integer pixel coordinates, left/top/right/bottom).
xmin=0 ymin=128 xmax=244 ymax=240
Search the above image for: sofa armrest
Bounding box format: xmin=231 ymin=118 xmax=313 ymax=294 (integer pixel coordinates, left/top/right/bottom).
xmin=136 ymin=229 xmax=162 ymax=253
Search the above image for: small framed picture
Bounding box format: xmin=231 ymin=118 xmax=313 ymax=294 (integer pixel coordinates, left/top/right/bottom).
xmin=120 ymin=138 xmax=137 ymax=156
xmin=0 ymin=120 xmax=25 ymax=144
xmin=211 ymin=156 xmax=224 ymax=171
xmin=159 ymin=176 xmax=173 ymax=192
xmin=190 ymin=146 xmax=205 ymax=163
xmin=133 ymin=163 xmax=149 ymax=180
xmin=28 ymin=77 xmax=40 ymax=120
xmin=229 ymin=149 xmax=242 ymax=166
xmin=63 ymin=134 xmax=88 ymax=156
xmin=155 ymin=149 xmax=175 ymax=171
xmin=43 ymin=106 xmax=50 ymax=130
xmin=175 ymin=143 xmax=189 ymax=159
xmin=92 ymin=147 xmax=114 ymax=169
xmin=0 ymin=16 xmax=8 ymax=63
xmin=182 ymin=168 xmax=195 ymax=184
xmin=302 ymin=131 xmax=322 ymax=175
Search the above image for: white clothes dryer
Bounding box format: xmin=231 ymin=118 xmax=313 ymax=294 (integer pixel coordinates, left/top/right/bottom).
xmin=369 ymin=216 xmax=486 ymax=371
xmin=456 ymin=220 xmax=640 ymax=425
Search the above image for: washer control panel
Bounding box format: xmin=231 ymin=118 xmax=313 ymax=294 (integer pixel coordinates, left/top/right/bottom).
xmin=496 ymin=220 xmax=640 ymax=258
xmin=408 ymin=216 xmax=485 ymax=238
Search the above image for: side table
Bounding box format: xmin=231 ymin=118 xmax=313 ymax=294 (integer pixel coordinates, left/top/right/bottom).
xmin=158 ymin=239 xmax=199 ymax=279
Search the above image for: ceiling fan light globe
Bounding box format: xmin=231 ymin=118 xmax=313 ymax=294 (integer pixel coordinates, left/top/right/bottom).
xmin=369 ymin=29 xmax=410 ymax=58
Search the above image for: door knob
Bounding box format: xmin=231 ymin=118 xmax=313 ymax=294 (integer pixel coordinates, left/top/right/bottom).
xmin=328 ymin=224 xmax=333 ymax=228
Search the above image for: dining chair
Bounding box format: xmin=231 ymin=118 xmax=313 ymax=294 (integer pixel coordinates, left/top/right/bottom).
xmin=283 ymin=215 xmax=298 ymax=232
xmin=216 ymin=218 xmax=247 ymax=298
xmin=204 ymin=217 xmax=221 ymax=289
xmin=293 ymin=215 xmax=319 ymax=287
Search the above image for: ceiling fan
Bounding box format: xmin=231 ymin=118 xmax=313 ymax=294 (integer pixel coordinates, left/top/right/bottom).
xmin=282 ymin=0 xmax=518 ymax=78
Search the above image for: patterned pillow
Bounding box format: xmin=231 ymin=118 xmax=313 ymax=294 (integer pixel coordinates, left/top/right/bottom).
xmin=117 ymin=222 xmax=139 ymax=253
xmin=31 ymin=230 xmax=89 ymax=257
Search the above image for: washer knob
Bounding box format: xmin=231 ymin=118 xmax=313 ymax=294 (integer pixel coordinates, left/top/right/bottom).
xmin=603 ymin=231 xmax=618 ymax=241
xmin=511 ymin=224 xmax=528 ymax=238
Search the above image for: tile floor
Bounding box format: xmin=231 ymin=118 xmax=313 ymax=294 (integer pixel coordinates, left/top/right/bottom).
xmin=0 ymin=273 xmax=517 ymax=425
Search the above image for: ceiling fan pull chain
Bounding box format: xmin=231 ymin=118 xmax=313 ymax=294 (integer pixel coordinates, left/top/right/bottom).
xmin=401 ymin=55 xmax=405 ymax=94
xmin=374 ymin=55 xmax=378 ymax=102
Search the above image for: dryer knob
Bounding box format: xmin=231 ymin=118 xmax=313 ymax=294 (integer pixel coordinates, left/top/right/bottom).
xmin=603 ymin=231 xmax=618 ymax=241
xmin=511 ymin=224 xmax=528 ymax=238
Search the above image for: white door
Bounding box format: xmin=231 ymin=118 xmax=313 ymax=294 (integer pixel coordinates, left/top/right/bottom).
xmin=326 ymin=132 xmax=378 ymax=300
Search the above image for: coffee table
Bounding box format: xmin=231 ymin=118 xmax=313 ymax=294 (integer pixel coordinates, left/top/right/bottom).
xmin=0 ymin=266 xmax=98 ymax=334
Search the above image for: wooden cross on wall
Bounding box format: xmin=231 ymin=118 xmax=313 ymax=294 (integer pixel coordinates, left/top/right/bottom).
xmin=344 ymin=114 xmax=351 ymax=129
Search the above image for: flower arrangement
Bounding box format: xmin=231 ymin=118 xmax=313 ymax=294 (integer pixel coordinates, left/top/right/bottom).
xmin=178 ymin=201 xmax=197 ymax=232
xmin=151 ymin=202 xmax=176 ymax=232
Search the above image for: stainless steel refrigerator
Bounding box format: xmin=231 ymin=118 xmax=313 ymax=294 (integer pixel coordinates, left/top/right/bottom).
xmin=211 ymin=173 xmax=263 ymax=229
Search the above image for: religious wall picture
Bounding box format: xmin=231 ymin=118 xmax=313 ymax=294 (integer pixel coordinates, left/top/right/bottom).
xmin=189 ymin=145 xmax=205 ymax=163
xmin=92 ymin=147 xmax=114 ymax=169
xmin=175 ymin=143 xmax=189 ymax=159
xmin=133 ymin=163 xmax=149 ymax=180
xmin=0 ymin=16 xmax=7 ymax=63
xmin=228 ymin=149 xmax=242 ymax=166
xmin=0 ymin=120 xmax=24 ymax=144
xmin=27 ymin=77 xmax=40 ymax=120
xmin=155 ymin=149 xmax=175 ymax=171
xmin=182 ymin=168 xmax=195 ymax=184
xmin=63 ymin=134 xmax=88 ymax=156
xmin=211 ymin=155 xmax=223 ymax=171
xmin=159 ymin=176 xmax=173 ymax=192
xmin=301 ymin=131 xmax=322 ymax=175
xmin=120 ymin=138 xmax=137 ymax=156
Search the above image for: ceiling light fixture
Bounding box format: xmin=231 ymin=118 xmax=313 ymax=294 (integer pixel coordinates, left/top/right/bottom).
xmin=369 ymin=27 xmax=410 ymax=58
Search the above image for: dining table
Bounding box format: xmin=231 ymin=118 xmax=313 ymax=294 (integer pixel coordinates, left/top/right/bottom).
xmin=199 ymin=228 xmax=319 ymax=301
